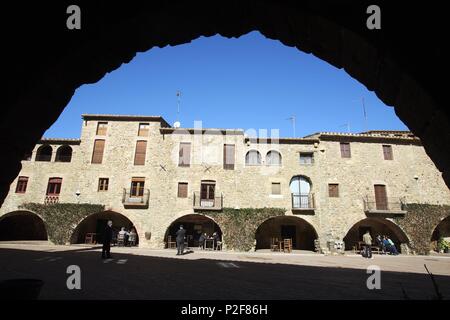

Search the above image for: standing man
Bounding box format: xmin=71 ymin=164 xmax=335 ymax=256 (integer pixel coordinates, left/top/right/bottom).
xmin=362 ymin=230 xmax=373 ymax=259
xmin=176 ymin=225 xmax=186 ymax=255
xmin=102 ymin=220 xmax=113 ymax=259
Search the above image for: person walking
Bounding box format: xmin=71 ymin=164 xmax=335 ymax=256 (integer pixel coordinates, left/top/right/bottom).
xmin=362 ymin=230 xmax=373 ymax=259
xmin=176 ymin=225 xmax=186 ymax=255
xmin=198 ymin=232 xmax=206 ymax=250
xmin=102 ymin=220 xmax=113 ymax=259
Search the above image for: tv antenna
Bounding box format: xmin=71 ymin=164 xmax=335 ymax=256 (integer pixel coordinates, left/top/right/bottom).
xmin=286 ymin=115 xmax=296 ymax=137
xmin=339 ymin=123 xmax=351 ymax=133
xmin=174 ymin=90 xmax=181 ymax=128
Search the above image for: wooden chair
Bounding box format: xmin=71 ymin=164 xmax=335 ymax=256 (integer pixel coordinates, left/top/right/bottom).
xmin=283 ymin=238 xmax=292 ymax=253
xmin=270 ymin=237 xmax=279 ymax=251
xmin=167 ymin=235 xmax=176 ymax=249
xmin=117 ymin=233 xmax=125 ymax=247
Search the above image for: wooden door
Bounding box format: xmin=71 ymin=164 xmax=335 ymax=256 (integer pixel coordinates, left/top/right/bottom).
xmin=374 ymin=185 xmax=388 ymax=210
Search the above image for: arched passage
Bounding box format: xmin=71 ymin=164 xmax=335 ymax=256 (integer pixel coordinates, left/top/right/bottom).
xmin=431 ymin=215 xmax=450 ymax=253
xmin=343 ymin=218 xmax=409 ymax=253
xmin=0 ymin=211 xmax=48 ymax=241
xmin=55 ymin=145 xmax=73 ymax=162
xmin=70 ymin=210 xmax=139 ymax=245
xmin=164 ymin=214 xmax=222 ymax=248
xmin=255 ymin=216 xmax=318 ymax=251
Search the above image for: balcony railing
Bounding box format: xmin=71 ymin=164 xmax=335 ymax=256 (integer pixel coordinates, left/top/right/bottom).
xmin=291 ymin=193 xmax=315 ymax=212
xmin=44 ymin=195 xmax=59 ymax=204
xmin=193 ymin=192 xmax=223 ymax=211
xmin=363 ymin=197 xmax=406 ymax=216
xmin=122 ymin=188 xmax=150 ymax=208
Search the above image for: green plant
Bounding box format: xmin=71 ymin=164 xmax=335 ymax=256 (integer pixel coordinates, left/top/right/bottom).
xmin=437 ymin=237 xmax=449 ymax=251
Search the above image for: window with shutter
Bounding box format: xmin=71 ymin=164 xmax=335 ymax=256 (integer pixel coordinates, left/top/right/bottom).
xmin=374 ymin=185 xmax=388 ymax=210
xmin=134 ymin=140 xmax=147 ymax=165
xmin=178 ymin=182 xmax=188 ymax=198
xmin=16 ymin=176 xmax=29 ymax=193
xmin=130 ymin=177 xmax=145 ymax=197
xmin=328 ymin=184 xmax=339 ymax=197
xmin=271 ymin=182 xmax=281 ymax=195
xmin=223 ymin=144 xmax=235 ymax=170
xmin=383 ymin=145 xmax=393 ymax=160
xmin=96 ymin=122 xmax=108 ymax=136
xmin=98 ymin=178 xmax=109 ymax=191
xmin=91 ymin=139 xmax=105 ymax=164
xmin=138 ymin=123 xmax=150 ymax=137
xmin=47 ymin=178 xmax=62 ymax=195
xmin=178 ymin=143 xmax=191 ymax=167
xmin=340 ymin=142 xmax=351 ymax=158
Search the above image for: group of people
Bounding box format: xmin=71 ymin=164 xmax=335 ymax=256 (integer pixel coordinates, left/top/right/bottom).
xmin=362 ymin=230 xmax=399 ymax=259
xmin=101 ymin=221 xmax=137 ymax=259
xmin=117 ymin=227 xmax=138 ymax=247
xmin=198 ymin=232 xmax=222 ymax=250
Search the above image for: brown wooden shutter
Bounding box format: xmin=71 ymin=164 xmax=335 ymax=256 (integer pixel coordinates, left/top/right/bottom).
xmin=179 ymin=143 xmax=191 ymax=167
xmin=134 ymin=140 xmax=147 ymax=165
xmin=340 ymin=143 xmax=351 ymax=158
xmin=328 ymin=184 xmax=339 ymax=197
xmin=131 ymin=177 xmax=145 ymax=196
xmin=92 ymin=139 xmax=105 ymax=164
xmin=374 ymin=185 xmax=388 ymax=210
xmin=383 ymin=145 xmax=393 ymax=160
xmin=223 ymin=144 xmax=235 ymax=169
xmin=138 ymin=123 xmax=150 ymax=137
xmin=178 ymin=182 xmax=188 ymax=198
xmin=96 ymin=122 xmax=108 ymax=136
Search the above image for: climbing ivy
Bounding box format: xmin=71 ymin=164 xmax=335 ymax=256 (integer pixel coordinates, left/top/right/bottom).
xmin=199 ymin=207 xmax=286 ymax=251
xmin=19 ymin=203 xmax=104 ymax=245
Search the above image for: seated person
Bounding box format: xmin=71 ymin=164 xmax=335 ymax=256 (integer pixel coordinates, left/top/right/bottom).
xmin=198 ymin=233 xmax=207 ymax=249
xmin=212 ymin=232 xmax=222 ymax=250
xmin=128 ymin=228 xmax=137 ymax=246
xmin=118 ymin=227 xmax=129 ymax=245
xmin=375 ymin=234 xmax=386 ymax=254
xmin=386 ymin=236 xmax=399 ymax=255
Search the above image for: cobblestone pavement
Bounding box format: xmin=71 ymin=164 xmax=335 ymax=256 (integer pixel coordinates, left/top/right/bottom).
xmin=1 ymin=242 xmax=450 ymax=299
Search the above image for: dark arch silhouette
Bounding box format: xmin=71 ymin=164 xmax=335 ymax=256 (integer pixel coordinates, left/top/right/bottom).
xmin=164 ymin=214 xmax=222 ymax=248
xmin=2 ymin=2 xmax=449 ymax=208
xmin=0 ymin=211 xmax=48 ymax=241
xmin=70 ymin=211 xmax=139 ymax=245
xmin=431 ymin=215 xmax=450 ymax=252
xmin=35 ymin=145 xmax=52 ymax=162
xmin=343 ymin=218 xmax=409 ymax=253
xmin=55 ymin=145 xmax=73 ymax=162
xmin=255 ymin=215 xmax=318 ymax=251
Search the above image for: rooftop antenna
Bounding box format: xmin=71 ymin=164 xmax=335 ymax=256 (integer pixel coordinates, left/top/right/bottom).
xmin=174 ymin=90 xmax=181 ymax=128
xmin=362 ymin=97 xmax=368 ymax=132
xmin=339 ymin=123 xmax=351 ymax=133
xmin=286 ymin=115 xmax=296 ymax=137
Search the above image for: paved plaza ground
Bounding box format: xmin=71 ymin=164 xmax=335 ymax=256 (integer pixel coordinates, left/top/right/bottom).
xmin=1 ymin=241 xmax=450 ymax=299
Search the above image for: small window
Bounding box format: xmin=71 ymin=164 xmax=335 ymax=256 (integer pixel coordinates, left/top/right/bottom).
xmin=15 ymin=176 xmax=29 ymax=193
xmin=178 ymin=182 xmax=188 ymax=198
xmin=271 ymin=182 xmax=281 ymax=195
xmin=130 ymin=177 xmax=145 ymax=197
xmin=223 ymin=144 xmax=235 ymax=170
xmin=382 ymin=145 xmax=393 ymax=160
xmin=138 ymin=123 xmax=150 ymax=137
xmin=328 ymin=184 xmax=339 ymax=197
xmin=47 ymin=178 xmax=62 ymax=195
xmin=178 ymin=143 xmax=191 ymax=167
xmin=96 ymin=122 xmax=108 ymax=136
xmin=266 ymin=151 xmax=282 ymax=166
xmin=134 ymin=140 xmax=147 ymax=165
xmin=245 ymin=150 xmax=261 ymax=166
xmin=300 ymin=152 xmax=314 ymax=165
xmin=98 ymin=178 xmax=109 ymax=191
xmin=340 ymin=142 xmax=351 ymax=158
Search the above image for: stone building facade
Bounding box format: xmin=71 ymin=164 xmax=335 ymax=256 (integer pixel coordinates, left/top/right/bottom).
xmin=1 ymin=114 xmax=449 ymax=254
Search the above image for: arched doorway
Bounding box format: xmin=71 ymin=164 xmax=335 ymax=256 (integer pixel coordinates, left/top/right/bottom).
xmin=165 ymin=214 xmax=222 ymax=248
xmin=0 ymin=211 xmax=48 ymax=241
xmin=343 ymin=218 xmax=409 ymax=253
xmin=255 ymin=216 xmax=318 ymax=251
xmin=70 ymin=211 xmax=139 ymax=245
xmin=431 ymin=216 xmax=450 ymax=253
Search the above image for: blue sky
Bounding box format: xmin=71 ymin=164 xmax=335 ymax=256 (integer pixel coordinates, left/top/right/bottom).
xmin=44 ymin=31 xmax=407 ymax=138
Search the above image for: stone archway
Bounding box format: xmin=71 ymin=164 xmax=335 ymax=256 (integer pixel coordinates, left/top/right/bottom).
xmin=430 ymin=215 xmax=450 ymax=253
xmin=255 ymin=216 xmax=318 ymax=251
xmin=343 ymin=217 xmax=410 ymax=253
xmin=2 ymin=1 xmax=449 ymax=208
xmin=0 ymin=211 xmax=48 ymax=241
xmin=164 ymin=214 xmax=223 ymax=249
xmin=70 ymin=210 xmax=139 ymax=245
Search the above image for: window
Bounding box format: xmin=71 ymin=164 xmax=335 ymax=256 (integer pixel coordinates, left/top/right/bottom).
xmin=96 ymin=122 xmax=108 ymax=136
xmin=223 ymin=144 xmax=235 ymax=170
xmin=383 ymin=145 xmax=393 ymax=160
xmin=178 ymin=182 xmax=188 ymax=198
xmin=271 ymin=182 xmax=281 ymax=195
xmin=35 ymin=145 xmax=52 ymax=162
xmin=300 ymin=152 xmax=314 ymax=165
xmin=138 ymin=123 xmax=150 ymax=137
xmin=245 ymin=150 xmax=261 ymax=165
xmin=134 ymin=140 xmax=147 ymax=165
xmin=328 ymin=184 xmax=339 ymax=197
xmin=55 ymin=145 xmax=72 ymax=162
xmin=46 ymin=178 xmax=62 ymax=195
xmin=266 ymin=151 xmax=282 ymax=166
xmin=98 ymin=178 xmax=109 ymax=191
xmin=340 ymin=142 xmax=351 ymax=158
xmin=130 ymin=178 xmax=145 ymax=197
xmin=178 ymin=142 xmax=191 ymax=167
xmin=91 ymin=139 xmax=105 ymax=164
xmin=200 ymin=181 xmax=216 ymax=200
xmin=15 ymin=176 xmax=29 ymax=193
